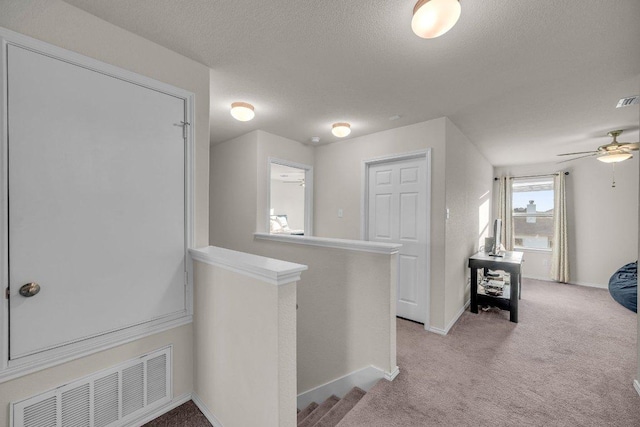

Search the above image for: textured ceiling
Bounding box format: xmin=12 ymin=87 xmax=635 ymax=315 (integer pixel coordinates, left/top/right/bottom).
xmin=64 ymin=0 xmax=640 ymax=166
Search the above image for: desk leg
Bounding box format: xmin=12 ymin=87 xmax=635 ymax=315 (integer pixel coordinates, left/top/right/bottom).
xmin=510 ymin=272 xmax=519 ymax=323
xmin=470 ymin=267 xmax=478 ymax=314
xmin=518 ymin=273 xmax=522 ymax=300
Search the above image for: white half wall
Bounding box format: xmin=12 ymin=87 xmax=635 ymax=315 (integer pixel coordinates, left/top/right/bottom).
xmin=495 ymin=157 xmax=639 ymax=287
xmin=193 ymin=258 xmax=297 ymax=427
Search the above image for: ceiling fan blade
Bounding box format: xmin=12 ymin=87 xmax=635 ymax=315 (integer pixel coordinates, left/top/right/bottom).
xmin=556 ymin=153 xmax=598 ymax=164
xmin=557 ymin=150 xmax=598 ymax=156
xmin=619 ymin=142 xmax=640 ymax=151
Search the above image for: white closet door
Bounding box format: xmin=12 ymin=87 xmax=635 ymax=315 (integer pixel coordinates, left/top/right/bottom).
xmin=368 ymin=158 xmax=428 ymax=323
xmin=7 ymin=45 xmax=186 ymax=359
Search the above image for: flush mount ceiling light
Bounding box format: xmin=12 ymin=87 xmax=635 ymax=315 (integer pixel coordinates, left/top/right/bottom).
xmin=331 ymin=122 xmax=351 ymax=138
xmin=230 ymin=102 xmax=255 ymax=121
xmin=411 ymin=0 xmax=461 ymax=39
xmin=596 ymin=151 xmax=633 ymax=163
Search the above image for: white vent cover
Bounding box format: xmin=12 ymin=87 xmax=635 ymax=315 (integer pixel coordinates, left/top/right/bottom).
xmin=616 ymin=95 xmax=639 ymax=108
xmin=11 ymin=346 xmax=171 ymax=427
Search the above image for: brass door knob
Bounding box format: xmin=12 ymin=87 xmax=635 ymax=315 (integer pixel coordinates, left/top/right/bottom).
xmin=19 ymin=283 xmax=40 ymax=297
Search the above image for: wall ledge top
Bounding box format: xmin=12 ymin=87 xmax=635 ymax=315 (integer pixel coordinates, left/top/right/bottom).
xmin=189 ymin=246 xmax=308 ymax=286
xmin=254 ymin=232 xmax=401 ymax=255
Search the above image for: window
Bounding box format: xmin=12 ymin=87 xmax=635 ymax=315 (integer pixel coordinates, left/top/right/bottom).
xmin=512 ymin=178 xmax=554 ymax=250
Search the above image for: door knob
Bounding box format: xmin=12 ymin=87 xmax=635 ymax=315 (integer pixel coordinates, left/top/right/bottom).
xmin=19 ymin=282 xmax=40 ymax=297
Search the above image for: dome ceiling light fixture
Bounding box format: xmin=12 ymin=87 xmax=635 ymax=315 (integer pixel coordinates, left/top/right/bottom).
xmin=331 ymin=122 xmax=351 ymax=138
xmin=230 ymin=101 xmax=255 ymax=121
xmin=411 ymin=0 xmax=462 ymax=39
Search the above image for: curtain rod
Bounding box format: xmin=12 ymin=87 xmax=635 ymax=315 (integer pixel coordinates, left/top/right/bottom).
xmin=494 ymin=172 xmax=569 ymax=181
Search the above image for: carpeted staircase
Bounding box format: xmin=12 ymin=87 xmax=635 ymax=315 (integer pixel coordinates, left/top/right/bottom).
xmin=296 ymin=387 xmax=366 ymax=427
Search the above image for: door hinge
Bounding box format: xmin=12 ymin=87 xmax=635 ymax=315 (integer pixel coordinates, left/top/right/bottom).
xmin=180 ymin=121 xmax=190 ymax=139
xmin=184 ymin=271 xmax=188 ymax=286
xmin=5 ymin=288 xmax=9 ymax=299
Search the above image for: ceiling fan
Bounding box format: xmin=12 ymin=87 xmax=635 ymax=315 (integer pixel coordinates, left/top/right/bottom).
xmin=557 ymin=130 xmax=640 ymax=164
xmin=282 ymin=177 xmax=305 ymax=187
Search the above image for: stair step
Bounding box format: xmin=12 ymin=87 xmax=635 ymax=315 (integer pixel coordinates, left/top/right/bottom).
xmin=314 ymin=387 xmax=366 ymax=427
xmin=298 ymin=395 xmax=340 ymax=427
xmin=297 ymin=402 xmax=319 ymax=424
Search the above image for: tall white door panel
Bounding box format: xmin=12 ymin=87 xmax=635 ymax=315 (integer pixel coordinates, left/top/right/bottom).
xmin=368 ymin=158 xmax=428 ymax=323
xmin=7 ymin=45 xmax=187 ymax=359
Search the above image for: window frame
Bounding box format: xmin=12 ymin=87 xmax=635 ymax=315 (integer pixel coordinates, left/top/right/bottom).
xmin=511 ymin=177 xmax=555 ymax=252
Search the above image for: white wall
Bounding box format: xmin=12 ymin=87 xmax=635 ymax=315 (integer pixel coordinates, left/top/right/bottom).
xmin=0 ymin=1 xmax=210 ymax=423
xmin=209 ymin=130 xmax=314 ymax=251
xmin=209 ymin=131 xmax=258 ymax=251
xmin=444 ymin=119 xmax=494 ymax=324
xmin=495 ymin=157 xmax=639 ymax=287
xmin=209 ymin=131 xmax=397 ymax=396
xmin=313 ymin=117 xmax=493 ymax=331
xmin=313 ymin=118 xmax=449 ymax=329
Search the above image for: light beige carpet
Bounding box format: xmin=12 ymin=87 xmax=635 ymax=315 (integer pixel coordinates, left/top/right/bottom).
xmin=337 ymin=279 xmax=640 ymax=426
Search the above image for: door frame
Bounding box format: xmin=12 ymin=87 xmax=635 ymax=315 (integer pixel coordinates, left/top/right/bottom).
xmin=0 ymin=26 xmax=195 ymax=382
xmin=361 ymin=149 xmax=432 ymax=329
xmin=267 ymin=157 xmax=314 ymax=236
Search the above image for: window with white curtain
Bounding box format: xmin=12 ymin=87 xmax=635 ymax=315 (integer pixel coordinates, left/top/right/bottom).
xmin=512 ymin=178 xmax=554 ymax=250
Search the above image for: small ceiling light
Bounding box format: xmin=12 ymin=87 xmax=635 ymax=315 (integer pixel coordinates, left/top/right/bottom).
xmin=230 ymin=102 xmax=255 ymax=121
xmin=596 ymin=152 xmax=633 ymax=163
xmin=332 ymin=122 xmax=351 ymax=138
xmin=411 ymin=0 xmax=461 ymax=39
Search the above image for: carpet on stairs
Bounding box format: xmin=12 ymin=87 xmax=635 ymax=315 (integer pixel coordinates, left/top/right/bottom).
xmin=314 ymin=387 xmax=366 ymax=427
xmin=298 ymin=395 xmax=339 ymax=427
xmin=298 ymin=387 xmax=367 ymax=427
xmin=297 ymin=401 xmax=318 ymax=424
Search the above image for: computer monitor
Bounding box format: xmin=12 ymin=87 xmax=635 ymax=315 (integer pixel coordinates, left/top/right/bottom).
xmin=491 ymin=218 xmax=503 ymax=257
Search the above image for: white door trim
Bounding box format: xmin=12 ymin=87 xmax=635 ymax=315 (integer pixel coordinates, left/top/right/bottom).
xmin=0 ymin=26 xmax=195 ymax=382
xmin=361 ymin=149 xmax=432 ymax=329
xmin=267 ymin=157 xmax=314 ymax=236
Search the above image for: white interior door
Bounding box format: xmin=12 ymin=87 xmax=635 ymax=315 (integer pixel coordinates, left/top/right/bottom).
xmin=7 ymin=44 xmax=187 ymax=359
xmin=368 ymin=157 xmax=428 ymax=323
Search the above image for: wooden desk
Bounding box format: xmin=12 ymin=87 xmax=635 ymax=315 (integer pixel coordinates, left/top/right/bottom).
xmin=468 ymin=251 xmax=524 ymax=323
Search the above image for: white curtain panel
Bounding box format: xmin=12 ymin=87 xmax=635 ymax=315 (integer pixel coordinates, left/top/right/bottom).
xmin=497 ymin=177 xmax=514 ymax=251
xmin=551 ymin=173 xmax=570 ymax=282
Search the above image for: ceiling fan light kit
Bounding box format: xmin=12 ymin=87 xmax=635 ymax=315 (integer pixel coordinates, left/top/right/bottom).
xmin=596 ymin=152 xmax=633 ymax=163
xmin=411 ymin=0 xmax=461 ymax=39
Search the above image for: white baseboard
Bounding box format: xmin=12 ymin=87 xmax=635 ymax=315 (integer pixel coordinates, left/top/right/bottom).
xmin=568 ymin=281 xmax=607 ymax=290
xmin=634 ymin=380 xmax=640 ymax=397
xmin=127 ymin=392 xmax=192 ymax=427
xmin=522 ymin=274 xmax=553 ymax=282
xmin=192 ymin=392 xmax=225 ymax=427
xmin=384 ymin=366 xmax=400 ymax=381
xmin=523 ymin=275 xmax=607 ymax=290
xmin=297 ymin=365 xmax=386 ymax=409
xmin=426 ymin=300 xmax=470 ymax=336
